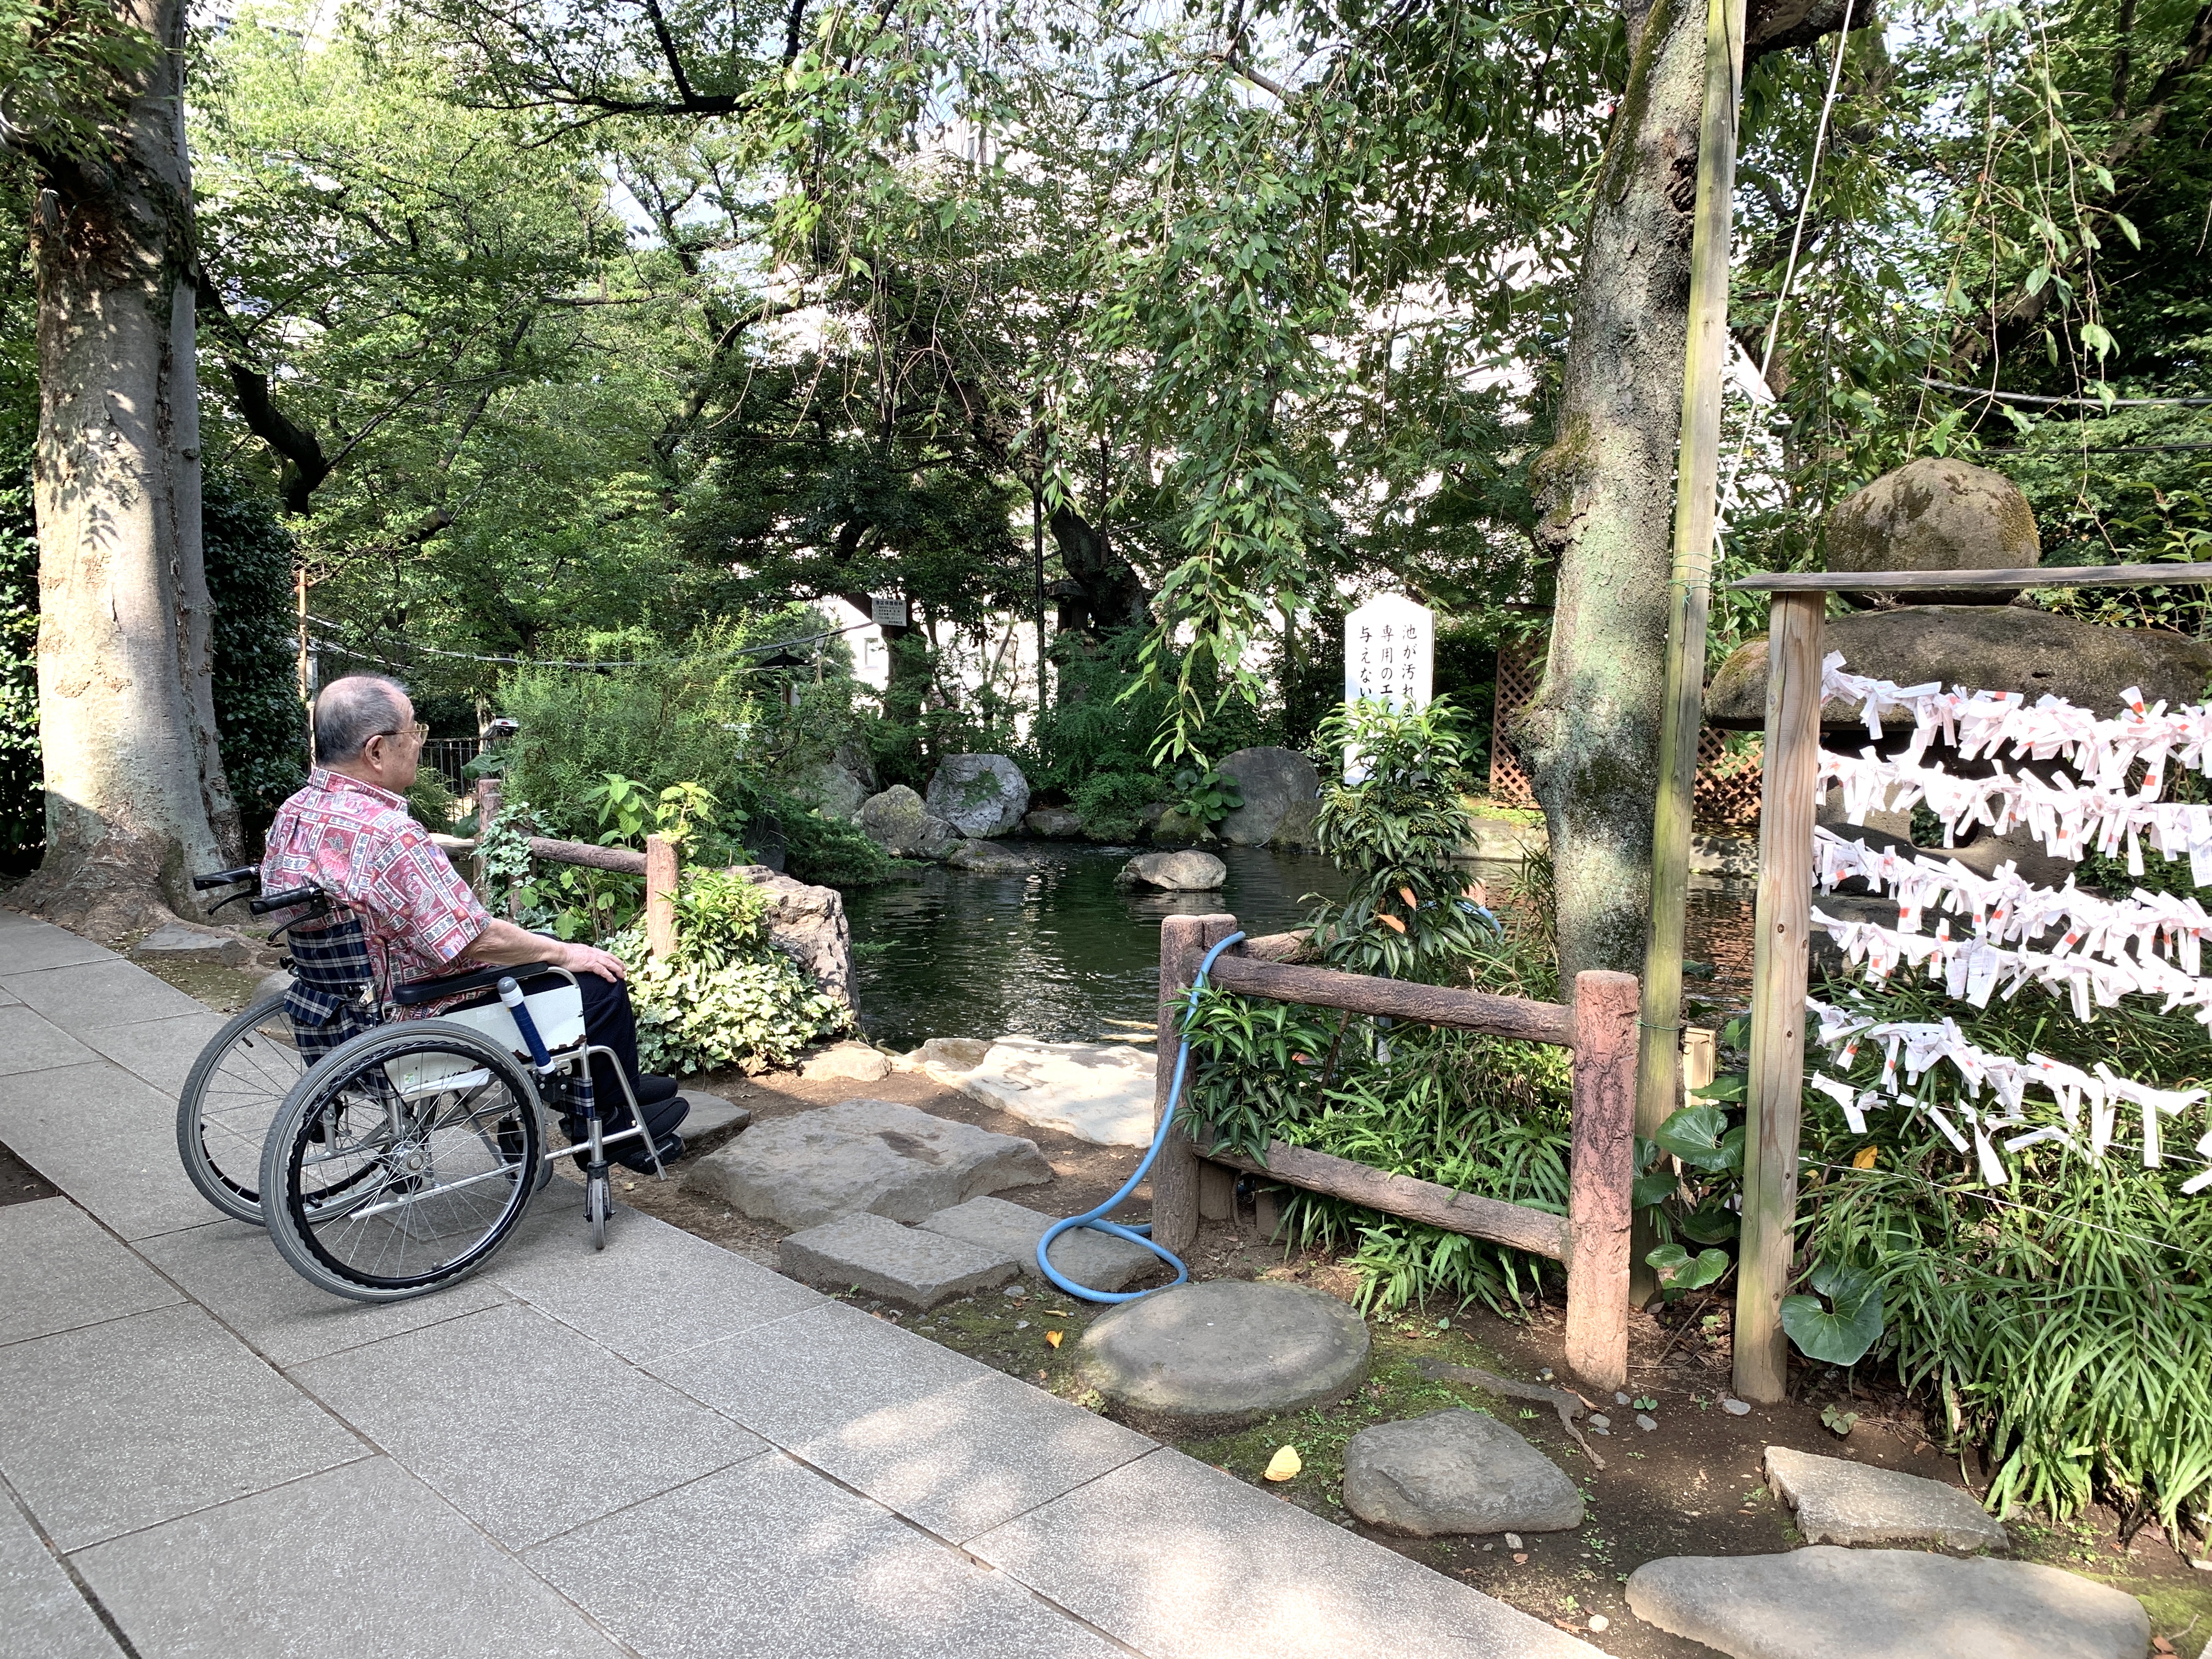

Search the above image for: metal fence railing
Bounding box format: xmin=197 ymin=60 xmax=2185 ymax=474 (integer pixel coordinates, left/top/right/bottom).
xmin=422 ymin=738 xmax=483 ymax=794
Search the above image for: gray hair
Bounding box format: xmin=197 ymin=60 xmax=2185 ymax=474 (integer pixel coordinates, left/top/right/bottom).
xmin=314 ymin=675 xmax=410 ymax=761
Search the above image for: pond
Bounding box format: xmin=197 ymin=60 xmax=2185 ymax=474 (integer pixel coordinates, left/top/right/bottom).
xmin=843 ymin=842 xmax=1758 ymax=1051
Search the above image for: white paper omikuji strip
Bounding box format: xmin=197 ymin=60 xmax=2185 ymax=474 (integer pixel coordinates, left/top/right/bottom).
xmin=1805 ymin=998 xmax=2209 ymax=1186
xmin=1822 ymin=654 xmax=2212 ymax=789
xmin=1816 ymin=750 xmax=2212 ymax=872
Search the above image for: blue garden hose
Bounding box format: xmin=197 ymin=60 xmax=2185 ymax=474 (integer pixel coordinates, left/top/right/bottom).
xmin=1037 ymin=931 xmax=1245 ymax=1303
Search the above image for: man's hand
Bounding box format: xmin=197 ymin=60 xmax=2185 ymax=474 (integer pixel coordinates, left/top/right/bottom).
xmin=559 ymin=940 xmax=626 ymax=983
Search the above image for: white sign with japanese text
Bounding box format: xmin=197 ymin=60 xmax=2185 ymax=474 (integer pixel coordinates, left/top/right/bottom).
xmin=1344 ymin=594 xmax=1434 ymax=712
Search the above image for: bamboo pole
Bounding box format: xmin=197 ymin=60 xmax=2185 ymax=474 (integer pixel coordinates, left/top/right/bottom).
xmin=1633 ymin=0 xmax=1751 ymax=1306
xmin=1733 ymin=590 xmax=1824 ymax=1402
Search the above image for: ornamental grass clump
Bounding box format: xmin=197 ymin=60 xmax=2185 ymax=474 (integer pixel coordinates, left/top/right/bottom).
xmin=612 ymin=868 xmax=846 ymax=1074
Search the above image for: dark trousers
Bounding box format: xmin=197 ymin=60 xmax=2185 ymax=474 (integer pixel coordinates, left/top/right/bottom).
xmin=512 ymin=969 xmax=673 ymax=1135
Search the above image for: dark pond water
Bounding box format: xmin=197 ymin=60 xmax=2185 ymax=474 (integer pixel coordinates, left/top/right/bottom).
xmin=844 ymin=841 xmax=1761 ymax=1052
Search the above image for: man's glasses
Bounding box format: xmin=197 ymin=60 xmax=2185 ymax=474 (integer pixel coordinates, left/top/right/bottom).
xmin=368 ymin=721 xmax=429 ymax=748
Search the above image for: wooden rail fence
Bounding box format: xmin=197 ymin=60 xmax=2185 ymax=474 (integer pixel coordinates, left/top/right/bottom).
xmin=1150 ymin=913 xmax=1639 ymax=1392
xmin=466 ymin=780 xmax=681 ymax=960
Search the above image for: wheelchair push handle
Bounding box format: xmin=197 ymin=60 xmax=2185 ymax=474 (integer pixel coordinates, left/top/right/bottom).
xmin=498 ymin=977 xmax=556 ymax=1071
xmin=193 ymin=866 xmax=261 ymax=893
xmin=250 ymin=885 xmax=327 ymax=917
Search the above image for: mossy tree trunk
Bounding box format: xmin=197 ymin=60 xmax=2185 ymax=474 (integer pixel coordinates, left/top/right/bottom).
xmin=15 ymin=0 xmax=236 ymax=940
xmin=1516 ymin=0 xmax=1845 ymax=987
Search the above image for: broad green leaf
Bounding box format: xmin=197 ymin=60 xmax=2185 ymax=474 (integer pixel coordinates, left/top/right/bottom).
xmin=1655 ymin=1104 xmax=1738 ymax=1171
xmin=1782 ymin=1265 xmax=1885 ymax=1365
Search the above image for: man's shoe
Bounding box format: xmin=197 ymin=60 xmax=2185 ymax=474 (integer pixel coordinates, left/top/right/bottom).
xmin=618 ymin=1132 xmax=683 ymax=1174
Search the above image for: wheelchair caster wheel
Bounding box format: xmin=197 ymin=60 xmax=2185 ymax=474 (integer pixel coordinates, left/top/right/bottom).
xmin=586 ymin=1172 xmax=610 ymax=1251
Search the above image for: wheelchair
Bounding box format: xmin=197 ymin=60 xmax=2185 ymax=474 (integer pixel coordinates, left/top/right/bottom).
xmin=177 ymin=867 xmax=670 ymax=1302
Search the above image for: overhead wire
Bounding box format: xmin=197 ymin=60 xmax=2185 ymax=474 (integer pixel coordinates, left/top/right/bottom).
xmin=306 ymin=615 xmax=878 ymax=672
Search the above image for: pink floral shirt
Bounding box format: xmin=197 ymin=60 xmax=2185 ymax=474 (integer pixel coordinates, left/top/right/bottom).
xmin=261 ymin=767 xmax=491 ymax=1010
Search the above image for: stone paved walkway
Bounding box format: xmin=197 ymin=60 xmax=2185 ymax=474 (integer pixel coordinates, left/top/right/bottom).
xmin=0 ymin=907 xmax=1597 ymax=1659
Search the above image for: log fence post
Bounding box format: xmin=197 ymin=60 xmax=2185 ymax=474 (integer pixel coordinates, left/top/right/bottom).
xmin=1733 ymin=589 xmax=1824 ymax=1402
xmin=1151 ymin=912 xmax=1238 ymax=1253
xmin=645 ymin=834 xmax=678 ymax=962
xmin=1565 ymin=968 xmax=1640 ymax=1393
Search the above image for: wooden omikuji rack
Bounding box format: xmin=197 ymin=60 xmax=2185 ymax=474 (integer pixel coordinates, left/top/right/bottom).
xmin=1150 ymin=914 xmax=1641 ymax=1392
xmin=1724 ymin=561 xmax=2212 ymax=1402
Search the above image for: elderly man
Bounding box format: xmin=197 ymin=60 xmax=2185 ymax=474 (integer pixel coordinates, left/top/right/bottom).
xmin=262 ymin=674 xmax=687 ymax=1171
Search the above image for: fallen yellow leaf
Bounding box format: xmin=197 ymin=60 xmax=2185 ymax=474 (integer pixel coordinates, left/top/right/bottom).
xmin=1263 ymin=1445 xmax=1302 ymax=1482
xmin=1045 ymin=1330 xmax=1063 ymax=1348
xmin=1853 ymin=1146 xmax=1879 ymax=1170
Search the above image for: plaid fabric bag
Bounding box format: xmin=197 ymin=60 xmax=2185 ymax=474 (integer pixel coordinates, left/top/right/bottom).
xmin=282 ymin=918 xmax=377 ymax=1063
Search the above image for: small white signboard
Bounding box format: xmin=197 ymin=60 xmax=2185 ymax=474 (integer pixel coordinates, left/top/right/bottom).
xmin=1344 ymin=593 xmax=1434 ymax=712
xmin=870 ymin=594 xmax=909 ymax=628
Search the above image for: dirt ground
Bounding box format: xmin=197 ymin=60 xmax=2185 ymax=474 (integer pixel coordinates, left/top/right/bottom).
xmin=124 ymin=956 xmax=2212 ymax=1657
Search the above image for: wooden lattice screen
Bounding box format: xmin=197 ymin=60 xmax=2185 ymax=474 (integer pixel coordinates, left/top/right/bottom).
xmin=1487 ymin=635 xmax=1762 ymax=830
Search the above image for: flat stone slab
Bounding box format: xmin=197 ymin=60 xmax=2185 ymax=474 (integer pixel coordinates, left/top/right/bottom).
xmin=957 ymin=1037 xmax=1156 ymax=1147
xmin=918 ymin=1196 xmax=1160 ymax=1293
xmin=1073 ymin=1279 xmax=1369 ymax=1434
xmin=1767 ymin=1445 xmax=2007 ymax=1551
xmin=798 ymin=1041 xmax=892 ymax=1082
xmin=131 ymin=921 xmax=252 ymax=966
xmin=1342 ymin=1409 xmax=1584 ymax=1536
xmin=1626 ymin=1546 xmax=2149 ymax=1659
xmin=684 ymin=1098 xmax=1051 ymax=1228
xmin=676 ymin=1086 xmax=751 ymax=1139
xmin=778 ymin=1212 xmax=1019 ymax=1308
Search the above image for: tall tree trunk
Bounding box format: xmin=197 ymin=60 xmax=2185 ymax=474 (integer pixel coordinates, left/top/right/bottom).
xmin=15 ymin=0 xmax=236 ymax=940
xmin=1514 ymin=0 xmax=1711 ymax=989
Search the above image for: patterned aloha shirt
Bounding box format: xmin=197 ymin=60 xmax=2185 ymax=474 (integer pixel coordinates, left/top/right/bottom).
xmin=261 ymin=767 xmax=492 ymax=1015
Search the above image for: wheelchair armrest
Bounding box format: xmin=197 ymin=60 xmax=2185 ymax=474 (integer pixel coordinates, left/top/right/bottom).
xmin=391 ymin=960 xmax=580 ymax=1007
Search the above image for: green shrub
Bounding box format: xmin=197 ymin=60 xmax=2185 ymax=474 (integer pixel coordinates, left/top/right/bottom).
xmin=611 ymin=867 xmax=847 ymax=1074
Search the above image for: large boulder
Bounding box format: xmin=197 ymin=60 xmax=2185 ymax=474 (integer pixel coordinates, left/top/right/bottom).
xmin=1706 ymin=605 xmax=2212 ymax=730
xmin=731 ymin=864 xmax=856 ymax=1013
xmin=1115 ymin=850 xmax=1227 ymax=891
xmin=924 ymin=754 xmax=1030 ymax=838
xmin=1214 ymin=747 xmax=1323 ymax=848
xmin=1022 ymin=806 xmax=1084 ymax=839
xmin=944 ymin=839 xmax=1032 ymax=875
xmin=1341 ymin=1410 xmax=1585 ymax=1536
xmin=1147 ymin=806 xmax=1212 ymax=847
xmin=1826 ymin=457 xmax=2040 ymax=601
xmin=858 ymin=786 xmax=961 ymax=860
xmin=684 ymin=1098 xmax=1051 ymax=1228
xmin=796 ymin=743 xmax=878 ymax=822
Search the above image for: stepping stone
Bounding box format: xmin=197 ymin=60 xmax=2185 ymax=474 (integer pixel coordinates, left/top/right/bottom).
xmin=799 ymin=1041 xmax=893 ymax=1082
xmin=1765 ymin=1445 xmax=2007 ymax=1551
xmin=133 ymin=922 xmax=252 ymax=966
xmin=778 ymin=1213 xmax=1018 ymax=1309
xmin=918 ymin=1197 xmax=1159 ymax=1293
xmin=1073 ymin=1280 xmax=1369 ymax=1434
xmin=1626 ymin=1546 xmax=2149 ymax=1659
xmin=957 ymin=1037 xmax=1156 ymax=1147
xmin=684 ymin=1099 xmax=1051 ymax=1229
xmin=678 ymin=1087 xmax=751 ymax=1139
xmin=898 ymin=1036 xmax=991 ymax=1076
xmin=1341 ymin=1409 xmax=1583 ymax=1536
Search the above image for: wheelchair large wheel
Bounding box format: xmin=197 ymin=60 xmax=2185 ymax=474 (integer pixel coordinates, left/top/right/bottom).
xmin=177 ymin=992 xmax=309 ymax=1224
xmin=259 ymin=1020 xmax=544 ymax=1302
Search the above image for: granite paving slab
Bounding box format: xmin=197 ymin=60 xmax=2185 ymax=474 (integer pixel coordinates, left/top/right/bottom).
xmin=0 ymin=1197 xmax=180 ymax=1347
xmin=0 ymin=921 xmax=116 ymax=975
xmin=134 ymin=1219 xmax=510 ymax=1368
xmin=788 ymin=1369 xmax=1154 ymax=1544
xmin=1765 ymin=1444 xmax=2008 ymax=1551
xmin=528 ymin=1451 xmax=1126 ymax=1659
xmin=74 ymin=1011 xmax=230 ymax=1099
xmin=0 ymin=1063 xmax=217 ymax=1240
xmin=74 ymin=1457 xmax=623 ymax=1659
xmin=0 ymin=1489 xmax=122 ymax=1659
xmin=1626 ymin=1545 xmax=2149 ymax=1659
xmin=0 ymin=981 xmax=19 ymax=1004
xmin=0 ymin=1303 xmax=365 ymax=1550
xmin=969 ymin=1447 xmax=1598 ymax=1659
xmin=0 ymin=1005 xmax=99 ymax=1077
xmin=294 ymin=1302 xmax=766 ymax=1548
xmin=647 ymin=1298 xmax=994 ymax=1444
xmin=956 ymin=1037 xmax=1157 ymax=1147
xmin=1 ymin=959 xmax=210 ymax=1030
xmin=489 ymin=1199 xmax=824 ymax=1363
